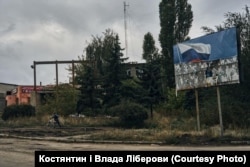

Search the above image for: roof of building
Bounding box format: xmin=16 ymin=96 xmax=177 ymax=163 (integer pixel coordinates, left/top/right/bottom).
xmin=0 ymin=82 xmax=18 ymax=86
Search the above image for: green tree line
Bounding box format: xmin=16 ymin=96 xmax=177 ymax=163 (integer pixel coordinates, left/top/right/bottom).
xmin=41 ymin=0 xmax=250 ymax=129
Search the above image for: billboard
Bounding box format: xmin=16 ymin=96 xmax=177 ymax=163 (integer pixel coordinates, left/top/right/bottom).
xmin=173 ymin=27 xmax=240 ymax=91
xmin=21 ymin=86 xmax=44 ymax=93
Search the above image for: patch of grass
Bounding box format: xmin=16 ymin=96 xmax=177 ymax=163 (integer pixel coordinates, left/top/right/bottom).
xmin=87 ymin=129 xmax=204 ymax=143
xmin=88 ymin=129 xmax=167 ymax=141
xmin=1 ymin=112 xmax=250 ymax=145
xmin=0 ymin=116 xmax=40 ymax=128
xmin=64 ymin=116 xmax=119 ymax=127
xmin=0 ymin=114 xmax=118 ymax=128
xmin=86 ymin=126 xmax=250 ymax=145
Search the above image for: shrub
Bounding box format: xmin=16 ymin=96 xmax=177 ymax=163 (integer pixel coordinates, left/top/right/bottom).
xmin=1 ymin=104 xmax=35 ymax=121
xmin=38 ymin=84 xmax=78 ymax=116
xmin=110 ymin=101 xmax=148 ymax=128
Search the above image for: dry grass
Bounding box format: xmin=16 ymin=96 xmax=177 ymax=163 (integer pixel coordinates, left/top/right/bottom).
xmin=88 ymin=128 xmax=170 ymax=141
xmin=0 ymin=116 xmax=40 ymax=127
xmin=1 ymin=112 xmax=250 ymax=144
xmin=0 ymin=114 xmax=118 ymax=128
xmin=87 ymin=128 xmax=212 ymax=143
xmin=88 ymin=127 xmax=250 ymax=144
xmin=63 ymin=116 xmax=119 ymax=127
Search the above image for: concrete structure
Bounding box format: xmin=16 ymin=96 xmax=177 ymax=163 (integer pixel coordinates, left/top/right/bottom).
xmin=2 ymin=62 xmax=144 ymax=112
xmin=5 ymin=85 xmax=45 ymax=106
xmin=5 ymin=85 xmax=56 ymax=108
xmin=125 ymin=62 xmax=144 ymax=78
xmin=0 ymin=83 xmax=18 ymax=112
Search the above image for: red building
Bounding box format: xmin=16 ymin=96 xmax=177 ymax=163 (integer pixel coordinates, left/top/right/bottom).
xmin=6 ymin=85 xmax=44 ymax=106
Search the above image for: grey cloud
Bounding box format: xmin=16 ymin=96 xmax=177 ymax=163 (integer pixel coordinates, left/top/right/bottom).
xmin=0 ymin=23 xmax=16 ymax=35
xmin=1 ymin=0 xmax=248 ymax=85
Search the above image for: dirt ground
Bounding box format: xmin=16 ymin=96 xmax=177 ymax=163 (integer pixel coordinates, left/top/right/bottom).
xmin=1 ymin=127 xmax=250 ymax=167
xmin=0 ymin=126 xmax=99 ymax=138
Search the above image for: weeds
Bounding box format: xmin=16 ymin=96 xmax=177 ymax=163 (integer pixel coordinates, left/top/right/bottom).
xmin=0 ymin=112 xmax=250 ymax=144
xmin=0 ymin=114 xmax=118 ymax=128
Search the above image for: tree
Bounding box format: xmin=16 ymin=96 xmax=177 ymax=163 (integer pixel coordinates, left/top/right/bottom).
xmin=75 ymin=60 xmax=100 ymax=116
xmin=83 ymin=29 xmax=119 ymax=77
xmin=159 ymin=0 xmax=193 ymax=89
xmin=138 ymin=59 xmax=163 ymax=118
xmin=102 ymin=34 xmax=128 ymax=108
xmin=119 ymin=78 xmax=144 ymax=103
xmin=142 ymin=32 xmax=157 ymax=62
xmin=139 ymin=32 xmax=163 ymax=118
xmin=75 ymin=29 xmax=128 ymax=114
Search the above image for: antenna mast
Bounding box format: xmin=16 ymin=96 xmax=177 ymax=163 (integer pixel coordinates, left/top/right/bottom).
xmin=124 ymin=1 xmax=129 ymax=58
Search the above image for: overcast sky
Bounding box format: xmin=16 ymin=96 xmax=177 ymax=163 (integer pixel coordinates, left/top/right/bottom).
xmin=0 ymin=0 xmax=249 ymax=85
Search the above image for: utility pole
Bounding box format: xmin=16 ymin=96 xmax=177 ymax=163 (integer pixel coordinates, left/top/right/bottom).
xmin=124 ymin=1 xmax=129 ymax=58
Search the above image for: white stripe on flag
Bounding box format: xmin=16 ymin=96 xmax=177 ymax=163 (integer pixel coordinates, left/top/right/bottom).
xmin=178 ymin=43 xmax=211 ymax=54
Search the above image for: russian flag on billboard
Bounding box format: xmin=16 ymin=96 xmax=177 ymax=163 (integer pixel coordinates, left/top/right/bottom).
xmin=177 ymin=43 xmax=211 ymax=63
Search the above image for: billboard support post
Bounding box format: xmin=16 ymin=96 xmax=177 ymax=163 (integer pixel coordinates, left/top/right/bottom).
xmin=217 ymin=86 xmax=224 ymax=137
xmin=195 ymin=89 xmax=201 ymax=131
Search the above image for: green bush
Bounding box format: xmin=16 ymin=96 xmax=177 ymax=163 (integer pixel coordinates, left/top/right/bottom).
xmin=110 ymin=101 xmax=148 ymax=128
xmin=37 ymin=84 xmax=78 ymax=116
xmin=1 ymin=104 xmax=36 ymax=121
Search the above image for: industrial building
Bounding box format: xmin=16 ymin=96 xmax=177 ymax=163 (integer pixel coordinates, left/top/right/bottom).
xmin=0 ymin=83 xmax=18 ymax=112
xmin=1 ymin=61 xmax=144 ymax=113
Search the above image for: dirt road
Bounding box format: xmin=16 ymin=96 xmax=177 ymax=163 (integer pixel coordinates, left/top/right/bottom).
xmin=1 ymin=137 xmax=250 ymax=167
xmin=1 ymin=127 xmax=250 ymax=166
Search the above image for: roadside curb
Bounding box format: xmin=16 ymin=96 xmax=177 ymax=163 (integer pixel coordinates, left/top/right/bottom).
xmin=0 ymin=133 xmax=164 ymax=145
xmin=1 ymin=133 xmax=250 ymax=146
